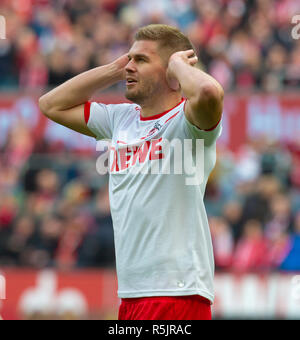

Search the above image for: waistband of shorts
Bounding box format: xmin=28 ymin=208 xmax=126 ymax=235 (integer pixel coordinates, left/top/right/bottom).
xmin=121 ymin=295 xmax=211 ymax=305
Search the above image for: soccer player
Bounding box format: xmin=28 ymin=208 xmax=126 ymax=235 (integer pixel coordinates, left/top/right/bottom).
xmin=39 ymin=24 xmax=224 ymax=320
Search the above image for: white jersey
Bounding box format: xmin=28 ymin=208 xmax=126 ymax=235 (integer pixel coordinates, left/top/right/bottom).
xmin=85 ymin=98 xmax=222 ymax=303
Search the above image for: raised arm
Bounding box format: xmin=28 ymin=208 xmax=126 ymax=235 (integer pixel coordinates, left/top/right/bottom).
xmin=166 ymin=50 xmax=224 ymax=130
xmin=39 ymin=54 xmax=129 ymax=137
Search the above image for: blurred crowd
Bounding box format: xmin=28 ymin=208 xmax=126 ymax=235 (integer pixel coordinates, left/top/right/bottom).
xmin=0 ymin=122 xmax=115 ymax=269
xmin=208 ymin=137 xmax=300 ymax=272
xmin=0 ymin=0 xmax=300 ymax=92
xmin=1 ymin=121 xmax=300 ymax=272
xmin=0 ymin=0 xmax=300 ymax=273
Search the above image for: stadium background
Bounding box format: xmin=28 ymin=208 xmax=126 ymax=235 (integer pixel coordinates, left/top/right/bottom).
xmin=0 ymin=0 xmax=300 ymax=320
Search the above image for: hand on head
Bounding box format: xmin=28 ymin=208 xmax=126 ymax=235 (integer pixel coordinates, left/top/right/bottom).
xmin=166 ymin=49 xmax=198 ymax=91
xmin=169 ymin=49 xmax=198 ymax=66
xmin=112 ymin=54 xmax=130 ymax=80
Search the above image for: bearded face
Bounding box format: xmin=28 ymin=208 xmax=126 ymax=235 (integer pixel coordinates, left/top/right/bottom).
xmin=124 ymin=40 xmax=169 ymax=106
xmin=125 ymin=73 xmax=164 ymax=106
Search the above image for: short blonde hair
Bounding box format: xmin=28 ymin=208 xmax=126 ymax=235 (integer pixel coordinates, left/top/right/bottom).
xmin=135 ymin=24 xmax=195 ymax=64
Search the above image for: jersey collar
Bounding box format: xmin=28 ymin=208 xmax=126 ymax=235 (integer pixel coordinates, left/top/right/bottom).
xmin=139 ymin=98 xmax=185 ymax=121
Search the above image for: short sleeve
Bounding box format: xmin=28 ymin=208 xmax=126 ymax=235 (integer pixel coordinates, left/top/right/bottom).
xmin=183 ymin=114 xmax=222 ymax=146
xmin=84 ymin=102 xmax=114 ymax=140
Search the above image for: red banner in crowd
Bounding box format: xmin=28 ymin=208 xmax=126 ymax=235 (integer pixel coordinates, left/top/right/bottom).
xmin=0 ymin=93 xmax=299 ymax=153
xmin=1 ymin=269 xmax=300 ymax=320
xmin=0 ymin=269 xmax=119 ymax=320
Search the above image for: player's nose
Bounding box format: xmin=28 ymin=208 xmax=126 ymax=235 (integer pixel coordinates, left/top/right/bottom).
xmin=125 ymin=59 xmax=137 ymax=73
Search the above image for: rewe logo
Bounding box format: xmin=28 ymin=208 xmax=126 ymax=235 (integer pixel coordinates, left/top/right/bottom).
xmin=96 ymin=138 xmax=205 ymax=186
xmin=0 ymin=15 xmax=6 ymax=39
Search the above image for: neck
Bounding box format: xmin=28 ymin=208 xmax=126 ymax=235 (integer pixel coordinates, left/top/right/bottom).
xmin=140 ymin=92 xmax=182 ymax=118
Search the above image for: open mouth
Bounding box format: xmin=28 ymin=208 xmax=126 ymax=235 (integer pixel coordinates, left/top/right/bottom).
xmin=126 ymin=79 xmax=138 ymax=86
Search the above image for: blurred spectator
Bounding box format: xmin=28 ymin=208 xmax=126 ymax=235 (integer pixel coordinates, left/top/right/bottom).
xmin=265 ymin=193 xmax=293 ymax=241
xmin=3 ymin=215 xmax=36 ymax=266
xmin=267 ymin=231 xmax=291 ymax=269
xmin=280 ymin=212 xmax=300 ymax=271
xmin=29 ymin=215 xmax=64 ymax=268
xmin=231 ymin=219 xmax=269 ymax=272
xmin=260 ymin=139 xmax=292 ymax=187
xmin=47 ymin=48 xmax=72 ymax=86
xmin=24 ymin=169 xmax=59 ymax=218
xmin=3 ymin=122 xmax=34 ymax=169
xmin=55 ymin=214 xmax=88 ymax=270
xmin=238 ymin=175 xmax=280 ymax=230
xmin=0 ymin=194 xmax=18 ymax=230
xmin=210 ymin=217 xmax=234 ymax=270
xmin=78 ymin=186 xmax=115 ymax=268
xmin=0 ymin=0 xmax=299 ymax=91
xmin=222 ymin=200 xmax=243 ymax=241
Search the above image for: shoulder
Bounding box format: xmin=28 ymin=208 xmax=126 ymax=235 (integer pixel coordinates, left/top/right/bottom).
xmin=87 ymin=102 xmax=139 ymax=121
xmin=109 ymin=102 xmax=140 ymax=115
xmin=179 ymin=101 xmax=223 ymax=145
xmin=90 ymin=102 xmax=137 ymax=112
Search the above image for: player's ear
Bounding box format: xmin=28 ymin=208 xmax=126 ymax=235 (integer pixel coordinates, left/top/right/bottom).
xmin=166 ymin=70 xmax=181 ymax=91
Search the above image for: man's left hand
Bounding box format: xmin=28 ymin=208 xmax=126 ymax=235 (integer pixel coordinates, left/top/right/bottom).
xmin=166 ymin=50 xmax=198 ymax=91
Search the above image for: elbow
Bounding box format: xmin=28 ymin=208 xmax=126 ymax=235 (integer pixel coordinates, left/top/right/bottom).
xmin=195 ymin=83 xmax=224 ymax=116
xmin=189 ymin=83 xmax=224 ymax=129
xmin=200 ymin=82 xmax=224 ymax=104
xmin=38 ymin=94 xmax=53 ymax=118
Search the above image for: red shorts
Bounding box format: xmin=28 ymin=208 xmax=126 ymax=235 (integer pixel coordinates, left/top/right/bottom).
xmin=118 ymin=295 xmax=211 ymax=320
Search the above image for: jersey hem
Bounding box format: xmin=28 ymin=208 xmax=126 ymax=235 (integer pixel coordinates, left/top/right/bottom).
xmin=204 ymin=116 xmax=222 ymax=131
xmin=117 ymin=289 xmax=214 ymax=304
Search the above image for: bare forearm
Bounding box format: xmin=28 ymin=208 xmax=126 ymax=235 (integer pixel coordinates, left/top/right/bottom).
xmin=167 ymin=50 xmax=223 ymax=129
xmin=171 ymin=60 xmax=222 ymax=101
xmin=39 ymin=62 xmax=123 ymax=114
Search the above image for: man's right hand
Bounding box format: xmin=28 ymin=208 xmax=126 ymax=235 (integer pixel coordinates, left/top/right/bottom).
xmin=112 ymin=54 xmax=130 ymax=81
xmin=39 ymin=53 xmax=130 ymax=138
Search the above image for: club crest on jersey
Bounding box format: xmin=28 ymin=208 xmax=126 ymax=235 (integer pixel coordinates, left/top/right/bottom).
xmin=143 ymin=122 xmax=162 ymax=139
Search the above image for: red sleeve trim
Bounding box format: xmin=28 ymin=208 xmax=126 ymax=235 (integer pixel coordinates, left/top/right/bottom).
xmin=84 ymin=101 xmax=91 ymax=124
xmin=183 ymin=99 xmax=222 ymax=131
xmin=204 ymin=116 xmax=222 ymax=131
